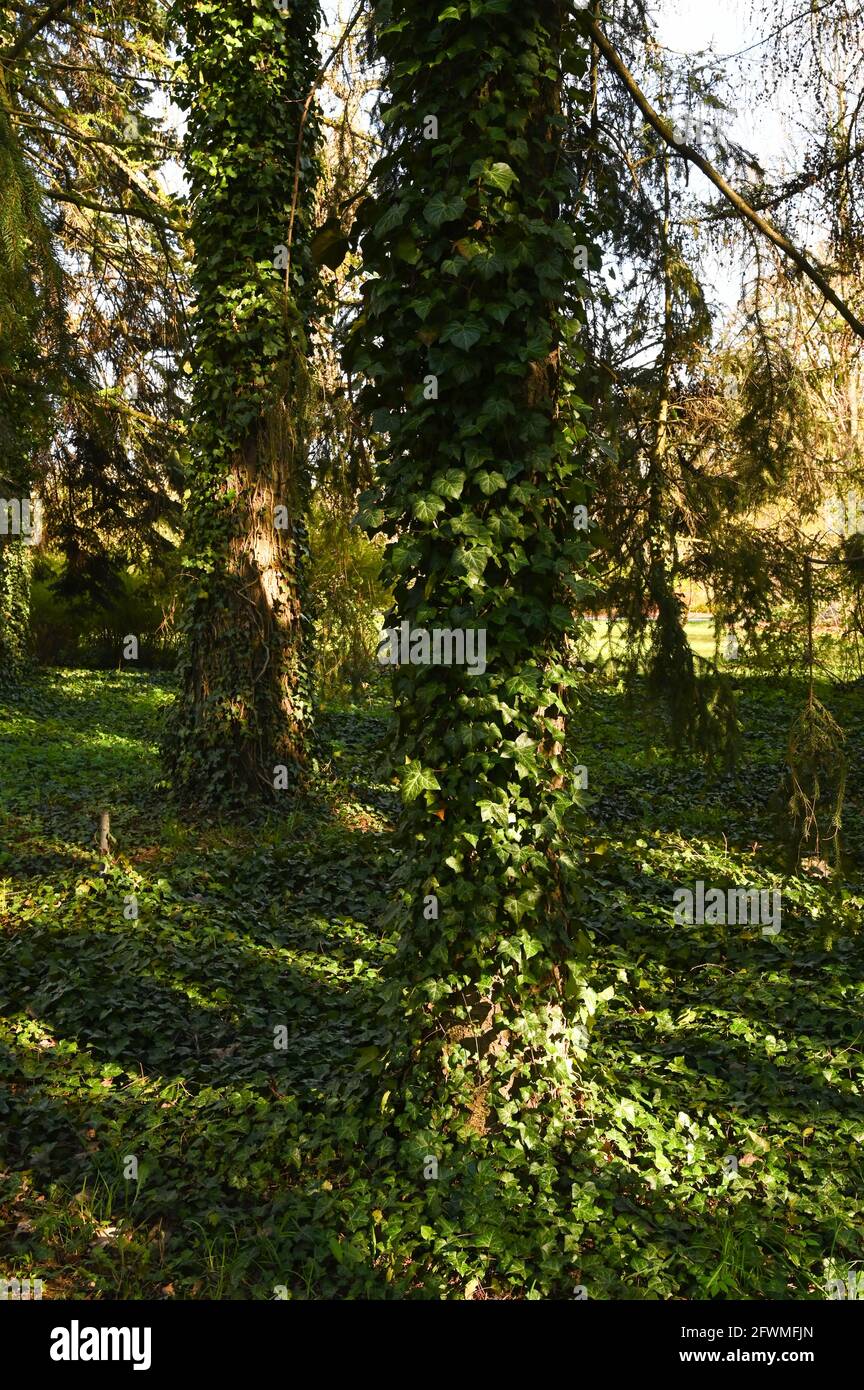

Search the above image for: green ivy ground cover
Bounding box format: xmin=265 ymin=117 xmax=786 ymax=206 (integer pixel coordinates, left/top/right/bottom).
xmin=1 ymin=669 xmax=862 ymax=1298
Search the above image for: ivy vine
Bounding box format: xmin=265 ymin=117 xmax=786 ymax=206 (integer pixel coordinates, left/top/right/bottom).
xmin=166 ymin=0 xmax=322 ymax=807
xmin=347 ymin=0 xmax=603 ymax=1230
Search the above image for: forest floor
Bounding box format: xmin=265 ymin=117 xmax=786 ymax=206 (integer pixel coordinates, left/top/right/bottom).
xmin=1 ymin=668 xmax=863 ymax=1299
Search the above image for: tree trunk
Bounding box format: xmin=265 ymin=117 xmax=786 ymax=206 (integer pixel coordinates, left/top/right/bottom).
xmin=0 ymin=533 xmax=31 ymax=678
xmin=354 ymin=0 xmax=595 ymax=1143
xmin=167 ymin=0 xmax=321 ymax=807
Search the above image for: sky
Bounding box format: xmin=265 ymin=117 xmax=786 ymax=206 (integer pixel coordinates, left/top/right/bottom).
xmin=651 ymin=0 xmax=828 ymax=320
xmin=655 ymin=1 xmax=855 ymax=319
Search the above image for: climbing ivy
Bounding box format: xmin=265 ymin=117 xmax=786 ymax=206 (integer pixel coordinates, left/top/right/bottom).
xmin=0 ymin=537 xmax=31 ymax=678
xmin=166 ymin=0 xmax=322 ymax=807
xmin=348 ymin=0 xmax=603 ymax=1221
xmin=0 ymin=56 xmax=57 ymax=684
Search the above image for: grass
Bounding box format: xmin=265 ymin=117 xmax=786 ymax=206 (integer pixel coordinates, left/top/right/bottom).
xmin=1 ymin=665 xmax=863 ymax=1299
xmin=585 ymin=616 xmax=721 ymax=664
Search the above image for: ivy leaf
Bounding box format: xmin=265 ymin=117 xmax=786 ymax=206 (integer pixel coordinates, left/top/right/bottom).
xmin=395 ymin=233 xmax=421 ymax=264
xmin=423 ymin=192 xmax=467 ymax=228
xmin=505 ymin=672 xmax=540 ymax=699
xmin=374 ymin=202 xmax=407 ymax=237
xmin=550 ymin=604 xmax=576 ymax=631
xmin=485 ymin=161 xmax=518 ymax=193
xmin=403 ymin=761 xmax=441 ymax=801
xmin=354 ymin=504 xmax=384 ymax=530
xmin=475 ymin=470 xmax=507 ymax=495
xmin=431 ymin=468 xmax=466 ymax=499
xmin=441 ymin=320 xmax=484 ymax=351
xmin=354 ymin=1046 xmax=381 ymax=1070
xmin=464 ymin=444 xmax=492 ymax=470
xmin=412 ymin=493 xmax=446 ymax=522
xmin=477 ymin=396 xmax=515 ymax=424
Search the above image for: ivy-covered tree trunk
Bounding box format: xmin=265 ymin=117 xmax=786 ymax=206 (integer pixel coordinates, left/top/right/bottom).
xmin=167 ymin=0 xmax=321 ymax=806
xmin=0 ymin=57 xmax=53 ymax=686
xmin=353 ymin=0 xmax=597 ymax=1184
xmin=0 ymin=535 xmax=32 ymax=678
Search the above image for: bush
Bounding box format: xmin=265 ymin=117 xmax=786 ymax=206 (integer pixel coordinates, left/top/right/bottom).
xmin=30 ymin=553 xmax=178 ymax=669
xmin=305 ymin=490 xmax=390 ymax=702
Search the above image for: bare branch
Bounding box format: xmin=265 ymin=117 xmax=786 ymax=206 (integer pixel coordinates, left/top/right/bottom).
xmin=586 ymin=15 xmax=864 ymax=342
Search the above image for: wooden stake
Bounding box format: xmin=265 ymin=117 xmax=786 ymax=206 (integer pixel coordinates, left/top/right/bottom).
xmin=99 ymin=810 xmax=110 ymax=870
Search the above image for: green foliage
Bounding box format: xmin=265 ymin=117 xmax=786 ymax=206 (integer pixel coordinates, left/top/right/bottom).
xmin=0 ymin=538 xmax=32 ymax=679
xmin=731 ymin=335 xmax=820 ymax=506
xmin=0 ymin=49 xmax=59 ymax=685
xmin=165 ymin=0 xmax=323 ymax=808
xmin=341 ymin=0 xmax=607 ymax=1261
xmin=29 ymin=553 xmax=178 ymax=670
xmin=5 ymin=0 xmax=864 ymax=1310
xmin=305 ymin=489 xmax=389 ymax=701
xmin=0 ymin=0 xmax=185 ymax=645
xmin=1 ymin=669 xmax=862 ymax=1298
xmin=787 ymin=696 xmax=847 ymax=869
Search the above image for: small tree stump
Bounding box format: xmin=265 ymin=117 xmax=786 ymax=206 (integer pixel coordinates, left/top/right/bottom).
xmin=98 ymin=810 xmax=111 ymax=871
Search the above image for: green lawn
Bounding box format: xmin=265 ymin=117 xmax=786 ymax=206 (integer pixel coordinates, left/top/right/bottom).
xmin=1 ymin=668 xmax=863 ymax=1298
xmin=585 ymin=617 xmax=721 ymax=664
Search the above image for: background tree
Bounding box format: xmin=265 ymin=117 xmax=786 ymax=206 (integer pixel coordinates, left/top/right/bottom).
xmin=566 ymin=1 xmax=864 ymax=842
xmin=0 ymin=0 xmax=185 ymax=677
xmin=166 ymin=0 xmax=323 ymax=807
